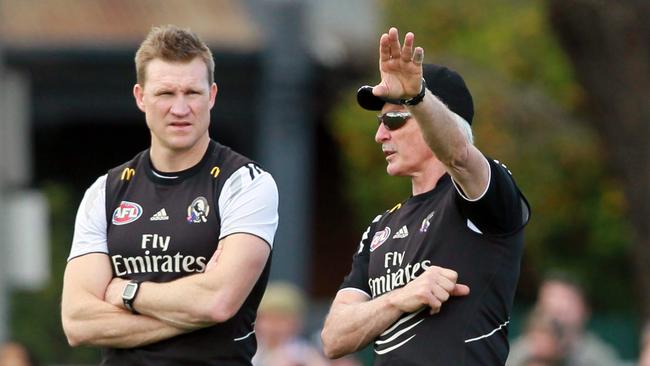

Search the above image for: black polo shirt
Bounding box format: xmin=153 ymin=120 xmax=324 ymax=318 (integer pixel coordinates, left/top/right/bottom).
xmin=341 ymin=157 xmax=530 ymax=365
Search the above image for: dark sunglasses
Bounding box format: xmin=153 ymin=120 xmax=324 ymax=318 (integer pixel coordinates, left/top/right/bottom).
xmin=376 ymin=111 xmax=412 ymax=131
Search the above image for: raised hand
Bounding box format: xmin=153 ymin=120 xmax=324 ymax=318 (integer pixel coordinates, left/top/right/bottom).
xmin=373 ymin=27 xmax=425 ymax=101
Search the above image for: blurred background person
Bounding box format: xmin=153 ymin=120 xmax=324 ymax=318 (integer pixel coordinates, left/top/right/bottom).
xmin=508 ymin=271 xmax=622 ymax=366
xmin=0 ymin=341 xmax=37 ymax=366
xmin=253 ymin=281 xmax=329 ymax=366
xmin=330 ymin=356 xmax=364 ymax=366
xmin=509 ymin=308 xmax=568 ymax=366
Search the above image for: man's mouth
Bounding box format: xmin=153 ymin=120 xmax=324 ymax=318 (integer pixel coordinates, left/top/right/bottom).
xmin=382 ymin=146 xmax=396 ymax=158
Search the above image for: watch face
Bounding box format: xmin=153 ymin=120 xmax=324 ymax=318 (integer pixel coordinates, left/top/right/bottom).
xmin=123 ymin=283 xmax=138 ymax=300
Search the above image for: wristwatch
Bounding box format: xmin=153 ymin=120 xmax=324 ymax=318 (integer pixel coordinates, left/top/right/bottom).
xmin=122 ymin=280 xmax=141 ymax=314
xmin=402 ymin=78 xmax=427 ymax=106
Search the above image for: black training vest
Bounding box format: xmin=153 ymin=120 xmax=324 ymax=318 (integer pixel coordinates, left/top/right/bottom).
xmin=102 ymin=140 xmax=270 ymax=366
xmin=342 ymin=159 xmax=530 ymax=365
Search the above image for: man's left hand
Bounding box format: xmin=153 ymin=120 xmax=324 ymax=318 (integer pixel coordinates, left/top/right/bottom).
xmin=373 ymin=27 xmax=424 ymax=101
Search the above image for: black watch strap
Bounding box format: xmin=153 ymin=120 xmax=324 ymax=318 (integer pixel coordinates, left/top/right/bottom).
xmin=402 ymin=78 xmax=427 ymax=106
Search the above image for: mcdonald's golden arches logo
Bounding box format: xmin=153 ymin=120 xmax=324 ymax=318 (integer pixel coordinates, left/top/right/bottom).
xmin=120 ymin=168 xmax=135 ymax=181
xmin=210 ymin=166 xmax=221 ymax=178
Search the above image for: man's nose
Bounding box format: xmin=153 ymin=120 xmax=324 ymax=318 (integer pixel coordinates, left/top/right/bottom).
xmin=375 ymin=122 xmax=390 ymax=143
xmin=170 ymin=96 xmax=191 ymax=116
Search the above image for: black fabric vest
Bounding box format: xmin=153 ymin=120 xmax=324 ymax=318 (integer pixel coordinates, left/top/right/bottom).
xmin=367 ymin=176 xmax=524 ymax=365
xmin=102 ymin=140 xmax=270 ymax=366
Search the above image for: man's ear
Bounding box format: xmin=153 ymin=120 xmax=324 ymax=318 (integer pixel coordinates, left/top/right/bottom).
xmin=133 ymin=84 xmax=146 ymax=112
xmin=209 ymin=83 xmax=218 ymax=109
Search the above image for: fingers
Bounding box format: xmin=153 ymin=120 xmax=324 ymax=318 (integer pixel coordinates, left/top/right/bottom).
xmin=388 ymin=27 xmax=401 ymax=60
xmin=413 ymin=47 xmax=424 ymax=65
xmin=432 ymin=283 xmax=451 ymax=303
xmin=381 ymin=28 xmax=422 ymax=64
xmin=452 ymin=284 xmax=471 ymax=296
xmin=437 ymin=267 xmax=459 ymax=283
xmin=433 ymin=268 xmax=470 ymax=296
xmin=376 ymin=27 xmax=424 ymax=99
xmin=379 ymin=27 xmax=400 ymax=62
xmin=425 ymin=267 xmax=471 ymax=313
xmin=380 ymin=27 xmax=411 ymax=62
xmin=428 ymin=293 xmax=443 ymax=315
xmin=400 ymin=32 xmax=415 ymax=63
xmin=400 ymin=30 xmax=423 ymax=65
xmin=372 ymin=83 xmax=390 ymax=98
xmin=391 ymin=266 xmax=470 ymax=315
xmin=435 ymin=275 xmax=457 ymax=294
xmin=379 ymin=33 xmax=391 ymax=62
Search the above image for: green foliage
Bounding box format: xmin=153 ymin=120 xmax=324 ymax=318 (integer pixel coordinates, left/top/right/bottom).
xmin=382 ymin=0 xmax=578 ymax=105
xmin=329 ymin=0 xmax=635 ymax=311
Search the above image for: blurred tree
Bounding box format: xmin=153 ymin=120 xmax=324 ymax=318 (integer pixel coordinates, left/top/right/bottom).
xmin=547 ymin=0 xmax=650 ymax=317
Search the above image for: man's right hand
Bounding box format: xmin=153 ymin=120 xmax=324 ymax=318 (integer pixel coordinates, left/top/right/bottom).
xmin=387 ymin=266 xmax=470 ymax=315
xmin=321 ymin=266 xmax=469 ymax=358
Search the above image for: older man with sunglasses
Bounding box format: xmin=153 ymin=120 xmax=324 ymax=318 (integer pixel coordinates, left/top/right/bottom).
xmin=321 ymin=28 xmax=531 ymax=365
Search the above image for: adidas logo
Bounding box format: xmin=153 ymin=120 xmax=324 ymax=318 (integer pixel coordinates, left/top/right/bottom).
xmin=392 ymin=225 xmax=409 ymax=239
xmin=150 ymin=208 xmax=169 ymax=221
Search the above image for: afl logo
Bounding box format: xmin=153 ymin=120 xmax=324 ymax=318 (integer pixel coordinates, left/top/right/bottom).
xmin=112 ymin=201 xmax=143 ymax=225
xmin=370 ymin=227 xmax=391 ymax=252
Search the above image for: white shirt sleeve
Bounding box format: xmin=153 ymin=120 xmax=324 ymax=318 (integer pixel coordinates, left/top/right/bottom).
xmin=67 ymin=175 xmax=108 ymax=261
xmin=218 ymin=166 xmax=279 ymax=248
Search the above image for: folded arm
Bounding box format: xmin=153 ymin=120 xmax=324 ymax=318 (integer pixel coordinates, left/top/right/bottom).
xmin=105 ymin=233 xmax=270 ymax=328
xmin=61 ymin=253 xmax=189 ymax=348
xmin=321 ymin=290 xmax=401 ymax=359
xmin=321 ymin=266 xmax=469 ymax=359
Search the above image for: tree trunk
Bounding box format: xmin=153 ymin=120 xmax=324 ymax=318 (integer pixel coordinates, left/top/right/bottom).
xmin=547 ymin=0 xmax=650 ymax=317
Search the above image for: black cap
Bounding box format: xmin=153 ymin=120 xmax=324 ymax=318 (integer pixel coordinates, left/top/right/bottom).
xmin=356 ymin=63 xmax=474 ymax=124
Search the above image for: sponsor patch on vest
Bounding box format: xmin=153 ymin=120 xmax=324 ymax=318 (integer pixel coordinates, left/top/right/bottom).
xmin=187 ymin=196 xmax=210 ymax=223
xmin=150 ymin=208 xmax=169 ymax=221
xmin=112 ymin=201 xmax=143 ymax=225
xmin=392 ymin=225 xmax=409 ymax=239
xmin=370 ymin=227 xmax=391 ymax=252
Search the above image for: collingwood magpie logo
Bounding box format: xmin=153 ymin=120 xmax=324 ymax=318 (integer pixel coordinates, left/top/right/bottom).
xmin=419 ymin=211 xmax=435 ymax=233
xmin=187 ymin=197 xmax=209 ymax=223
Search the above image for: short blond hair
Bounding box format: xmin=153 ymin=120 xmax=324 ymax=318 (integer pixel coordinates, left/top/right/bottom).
xmin=134 ymin=25 xmax=215 ymax=86
xmin=258 ymin=281 xmax=306 ymax=316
